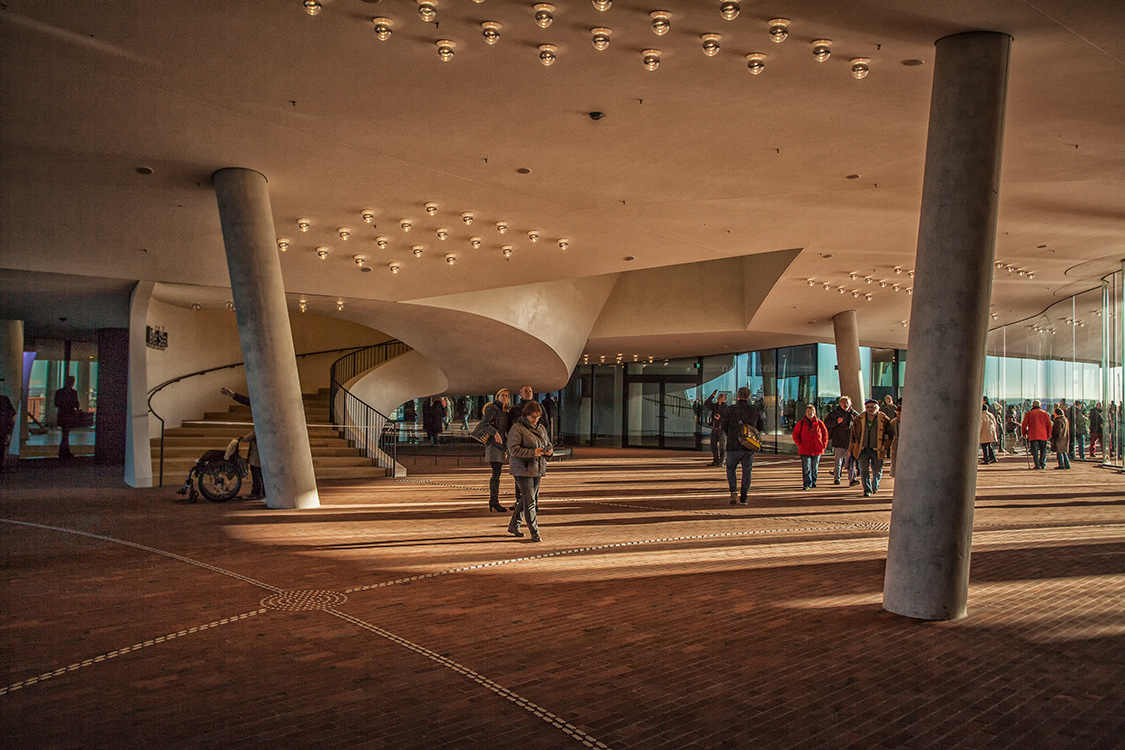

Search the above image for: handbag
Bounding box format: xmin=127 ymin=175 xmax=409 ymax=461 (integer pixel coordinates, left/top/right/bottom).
xmin=470 ymin=419 xmax=493 ymax=444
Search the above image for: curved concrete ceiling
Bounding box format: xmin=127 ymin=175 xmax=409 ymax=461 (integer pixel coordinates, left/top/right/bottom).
xmin=1 ymin=0 xmax=1123 ymax=360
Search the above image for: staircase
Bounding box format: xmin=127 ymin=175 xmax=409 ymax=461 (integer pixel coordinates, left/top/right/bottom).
xmin=151 ymin=389 xmax=389 ymax=482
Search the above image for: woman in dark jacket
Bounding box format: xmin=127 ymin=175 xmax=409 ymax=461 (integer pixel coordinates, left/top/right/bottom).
xmin=481 ymin=388 xmax=511 ymax=512
xmin=422 ymin=397 xmax=444 ymax=445
xmin=506 ymin=401 xmax=552 ymax=542
xmin=1051 ymin=408 xmax=1071 ymax=469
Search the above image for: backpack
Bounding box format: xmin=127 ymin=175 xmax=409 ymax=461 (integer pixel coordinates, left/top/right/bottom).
xmin=736 ymin=420 xmax=761 ymax=452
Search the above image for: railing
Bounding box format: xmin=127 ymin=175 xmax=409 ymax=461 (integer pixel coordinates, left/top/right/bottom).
xmin=329 ymin=340 xmax=411 ymax=474
xmin=146 ymin=346 xmax=368 ymax=487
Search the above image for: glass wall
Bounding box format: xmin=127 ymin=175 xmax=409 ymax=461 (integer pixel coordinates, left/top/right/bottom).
xmin=559 ymin=272 xmax=1125 ymax=463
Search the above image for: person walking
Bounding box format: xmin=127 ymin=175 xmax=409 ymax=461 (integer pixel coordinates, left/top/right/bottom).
xmin=1021 ymin=400 xmax=1052 ymax=469
xmin=792 ymin=404 xmax=829 ymax=490
xmin=887 ymin=401 xmax=902 ymax=478
xmin=422 ymin=396 xmax=444 ymax=445
xmin=1051 ymin=408 xmax=1071 ymax=469
xmin=506 ymin=401 xmax=552 ymax=542
xmin=849 ymin=399 xmax=892 ymax=498
xmin=54 ymin=375 xmax=80 ymax=459
xmin=1089 ymin=401 xmax=1104 ymax=458
xmin=980 ymin=403 xmax=999 ymax=465
xmin=703 ymin=389 xmax=728 ymax=467
xmin=880 ymin=395 xmax=897 ymax=419
xmin=1071 ymin=401 xmax=1088 ymax=461
xmin=825 ymin=396 xmax=860 ymax=486
xmin=481 ymin=388 xmax=512 ymax=513
xmin=719 ymin=386 xmax=765 ymax=505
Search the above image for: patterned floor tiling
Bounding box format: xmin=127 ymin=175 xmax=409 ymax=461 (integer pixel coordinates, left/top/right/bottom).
xmin=1 ymin=451 xmax=1123 ymax=748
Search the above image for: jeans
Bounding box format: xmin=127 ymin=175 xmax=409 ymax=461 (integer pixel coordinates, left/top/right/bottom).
xmin=980 ymin=443 xmax=995 ymax=463
xmin=1089 ymin=432 xmax=1102 ymax=457
xmin=1056 ymin=450 xmax=1071 ymax=469
xmin=726 ymin=449 xmax=756 ymax=500
xmin=833 ymin=447 xmax=856 ymax=482
xmin=710 ymin=429 xmax=725 ymax=464
xmin=1029 ymin=439 xmax=1047 ymax=468
xmin=1074 ymin=435 xmax=1086 ymax=459
xmin=509 ymin=475 xmax=541 ymax=535
xmin=800 ymin=454 xmax=820 ymax=489
xmin=857 ymin=449 xmax=883 ymax=495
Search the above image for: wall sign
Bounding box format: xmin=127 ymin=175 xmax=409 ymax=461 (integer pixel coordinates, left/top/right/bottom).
xmin=145 ymin=325 xmax=168 ymax=350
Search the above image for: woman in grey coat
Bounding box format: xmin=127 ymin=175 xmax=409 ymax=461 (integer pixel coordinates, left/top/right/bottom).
xmin=482 ymin=388 xmax=512 ymax=513
xmin=507 ymin=400 xmax=552 ymax=542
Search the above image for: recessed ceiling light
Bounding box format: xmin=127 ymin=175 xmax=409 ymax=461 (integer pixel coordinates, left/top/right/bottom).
xmin=901 ymin=59 xmax=925 ymax=67
xmin=517 ymin=167 xmax=532 ymax=174
xmin=135 ymin=166 xmax=153 ymax=175
xmin=624 ymin=256 xmax=635 ymax=261
xmin=846 ymin=174 xmax=861 ymax=180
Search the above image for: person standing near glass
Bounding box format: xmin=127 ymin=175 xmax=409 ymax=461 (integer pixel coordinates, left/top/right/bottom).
xmin=792 ymin=404 xmax=829 ymax=490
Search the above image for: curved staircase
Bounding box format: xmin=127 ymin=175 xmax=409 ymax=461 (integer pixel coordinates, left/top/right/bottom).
xmin=151 ymin=389 xmax=389 ymax=482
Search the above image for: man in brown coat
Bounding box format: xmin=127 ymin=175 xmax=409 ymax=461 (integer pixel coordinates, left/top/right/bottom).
xmin=850 ymin=399 xmax=892 ymax=498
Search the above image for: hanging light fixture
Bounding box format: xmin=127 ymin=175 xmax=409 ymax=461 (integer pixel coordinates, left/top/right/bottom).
xmin=528 ymin=231 xmax=540 ymax=243
xmin=496 ymin=221 xmax=509 ymax=234
xmin=591 ymin=27 xmax=612 ymax=51
xmin=851 ymin=58 xmax=871 ymax=79
xmin=436 ymin=39 xmax=455 ymax=62
xmin=299 ymin=299 xmax=308 ymax=312
xmin=297 ymin=218 xmax=311 ymax=232
xmin=304 ymin=1 xmax=322 ymax=16
xmin=401 ymin=219 xmax=412 ymax=232
xmin=338 ymin=227 xmax=351 ymax=240
xmin=388 ymin=262 xmax=401 ymax=274
xmin=376 ymin=236 xmax=389 ymax=249
xmin=425 ymin=202 xmax=439 ymax=216
xmin=445 ymin=253 xmax=457 ymax=265
xmin=316 ymin=247 xmax=329 ymax=259
xmin=701 ymin=33 xmax=721 ymax=56
xmin=362 ymin=209 xmax=376 ymax=224
xmin=418 ymin=0 xmax=438 ymax=23
xmin=538 ymin=44 xmax=557 ymax=66
xmin=372 ymin=18 xmax=393 ymax=41
xmin=558 ymin=238 xmax=569 ymax=250
xmin=481 ymin=22 xmax=501 ymax=44
xmin=412 ymin=245 xmax=424 ymax=257
xmin=436 ymin=227 xmax=449 ymax=240
xmin=469 ymin=236 xmax=482 ymax=249
xmin=593 ymin=0 xmax=611 ymax=10
xmin=812 ymin=39 xmax=832 ymax=62
xmin=277 ymin=238 xmax=290 ymax=252
xmin=353 ymin=255 xmax=366 ymax=267
xmin=768 ymin=18 xmax=789 ymax=43
xmin=461 ymin=212 xmax=474 ymax=225
xmin=720 ymin=1 xmax=739 ymax=21
xmin=650 ymin=11 xmax=671 ymax=36
xmin=642 ymin=49 xmax=661 ymax=71
xmin=336 ymin=300 xmax=344 ymax=311
xmin=534 ymin=4 xmax=555 ymax=29
xmin=745 ymin=53 xmax=766 ymax=75
xmin=502 ymin=245 xmax=513 ymax=259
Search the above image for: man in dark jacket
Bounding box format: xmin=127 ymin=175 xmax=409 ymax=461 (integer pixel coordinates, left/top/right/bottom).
xmin=54 ymin=376 xmax=80 ymax=459
xmin=1089 ymin=401 xmax=1104 ymax=458
xmin=825 ymin=396 xmax=860 ymax=486
xmin=703 ymin=389 xmax=727 ymax=467
xmin=719 ymin=387 xmax=765 ymax=505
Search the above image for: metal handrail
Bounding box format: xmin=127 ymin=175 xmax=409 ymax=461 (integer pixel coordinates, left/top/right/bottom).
xmin=146 ymin=345 xmax=368 ymax=487
xmin=329 ymin=340 xmax=410 ymax=474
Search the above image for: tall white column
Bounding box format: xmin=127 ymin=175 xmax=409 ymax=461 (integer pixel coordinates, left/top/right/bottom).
xmin=213 ymin=168 xmax=320 ymax=509
xmin=1 ymin=320 xmax=24 ymax=461
xmin=832 ymin=310 xmax=864 ymax=406
xmin=884 ymin=31 xmax=1012 ymax=621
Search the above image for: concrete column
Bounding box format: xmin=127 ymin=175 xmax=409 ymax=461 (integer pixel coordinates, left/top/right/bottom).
xmin=213 ymin=167 xmax=319 ymax=509
xmin=20 ymin=352 xmax=35 ymax=444
xmin=45 ymin=360 xmax=60 ymax=427
xmin=125 ymin=282 xmax=154 ymax=487
xmin=832 ymin=310 xmax=864 ymax=406
xmin=883 ymin=31 xmax=1011 ymax=621
xmin=76 ymin=361 xmax=92 ymax=411
xmin=95 ymin=329 xmax=128 ymax=465
xmin=1 ymin=320 xmax=24 ymax=461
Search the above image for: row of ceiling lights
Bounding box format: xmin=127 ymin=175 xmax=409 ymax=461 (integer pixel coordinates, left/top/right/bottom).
xmin=303 ymin=1 xmax=871 ymax=77
xmin=994 ymin=260 xmax=1036 ymax=279
xmin=581 ymin=353 xmax=667 ymax=365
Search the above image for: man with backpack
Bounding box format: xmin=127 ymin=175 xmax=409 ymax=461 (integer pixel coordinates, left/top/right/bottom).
xmin=719 ymin=387 xmax=765 ymax=506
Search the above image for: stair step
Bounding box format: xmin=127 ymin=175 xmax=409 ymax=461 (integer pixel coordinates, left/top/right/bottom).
xmin=152 ymin=436 xmax=350 ymax=448
xmin=153 ymin=446 xmax=363 ymax=458
xmin=315 ymin=466 xmax=392 ymax=480
xmin=155 ymin=456 xmax=379 ymax=473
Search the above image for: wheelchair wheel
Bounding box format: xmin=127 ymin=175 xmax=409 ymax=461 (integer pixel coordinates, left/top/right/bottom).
xmin=198 ymin=460 xmax=242 ymax=502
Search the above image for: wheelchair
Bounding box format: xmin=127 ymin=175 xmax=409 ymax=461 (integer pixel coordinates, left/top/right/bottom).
xmin=177 ymin=439 xmax=249 ymax=503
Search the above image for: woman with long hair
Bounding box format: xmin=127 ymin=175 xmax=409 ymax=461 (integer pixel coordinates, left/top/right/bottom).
xmin=481 ymin=388 xmax=512 ymax=512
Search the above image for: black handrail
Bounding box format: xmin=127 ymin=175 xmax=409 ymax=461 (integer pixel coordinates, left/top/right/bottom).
xmin=146 ymin=345 xmax=369 ymax=487
xmin=329 ymin=340 xmax=411 ymax=474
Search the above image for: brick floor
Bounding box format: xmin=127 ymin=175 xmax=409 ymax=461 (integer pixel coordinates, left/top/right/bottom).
xmin=1 ymin=451 xmax=1123 ymax=748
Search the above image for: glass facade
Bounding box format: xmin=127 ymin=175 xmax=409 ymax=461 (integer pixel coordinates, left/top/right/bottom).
xmin=559 ymin=266 xmax=1125 ymax=462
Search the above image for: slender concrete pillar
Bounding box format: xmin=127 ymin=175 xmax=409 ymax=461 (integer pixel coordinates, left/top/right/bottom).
xmin=832 ymin=310 xmax=864 ymax=406
xmin=1 ymin=320 xmax=24 ymax=461
xmin=76 ymin=361 xmax=91 ymax=411
xmin=95 ymin=329 xmax=128 ymax=465
xmin=125 ymin=282 xmax=154 ymax=487
xmin=884 ymin=32 xmax=1011 ymax=621
xmin=213 ymin=167 xmax=319 ymax=509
